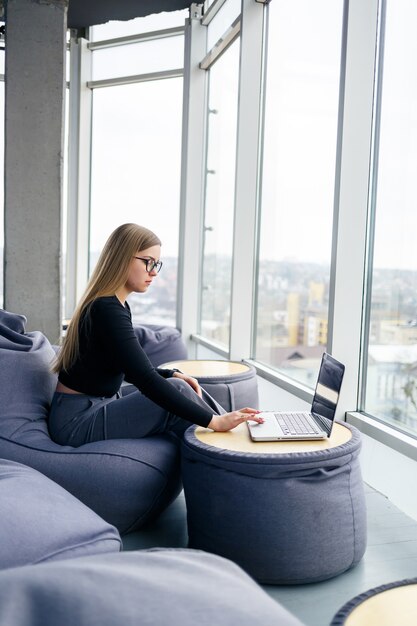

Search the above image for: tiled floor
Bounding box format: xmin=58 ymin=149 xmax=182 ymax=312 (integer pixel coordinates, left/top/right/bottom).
xmin=122 ymin=484 xmax=417 ymax=626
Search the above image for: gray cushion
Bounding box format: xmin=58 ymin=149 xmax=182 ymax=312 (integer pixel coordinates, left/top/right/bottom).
xmin=0 ymin=458 xmax=121 ymax=569
xmin=182 ymin=423 xmax=367 ymax=584
xmin=133 ymin=324 xmax=187 ymax=367
xmin=0 ymin=309 xmax=181 ymax=534
xmin=0 ymin=549 xmax=305 ymax=625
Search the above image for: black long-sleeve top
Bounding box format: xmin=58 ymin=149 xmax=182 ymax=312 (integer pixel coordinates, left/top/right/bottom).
xmin=58 ymin=296 xmax=213 ymax=427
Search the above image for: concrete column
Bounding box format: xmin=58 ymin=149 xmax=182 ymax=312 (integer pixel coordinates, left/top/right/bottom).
xmin=4 ymin=0 xmax=68 ymax=342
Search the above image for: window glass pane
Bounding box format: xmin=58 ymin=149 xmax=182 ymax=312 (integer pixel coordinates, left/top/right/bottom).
xmin=92 ymin=36 xmax=184 ymax=81
xmin=207 ymin=0 xmax=241 ymax=50
xmin=90 ymin=10 xmax=188 ymax=41
xmin=90 ymin=78 xmax=183 ymax=326
xmin=200 ymin=39 xmax=240 ymax=348
xmin=364 ymin=0 xmax=417 ymax=436
xmin=255 ymin=0 xmax=344 ymax=386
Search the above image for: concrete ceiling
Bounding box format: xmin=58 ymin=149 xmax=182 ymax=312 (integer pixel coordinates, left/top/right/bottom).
xmin=67 ymin=0 xmax=196 ymax=29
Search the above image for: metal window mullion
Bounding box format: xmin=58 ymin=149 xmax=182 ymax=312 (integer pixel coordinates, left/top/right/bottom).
xmin=177 ymin=7 xmax=208 ymax=357
xmin=229 ymin=0 xmax=265 ymax=360
xmin=190 ymin=332 xmax=230 ymax=359
xmin=202 ymin=0 xmax=229 ymax=26
xmin=326 ymin=0 xmax=349 ymax=355
xmin=198 ymin=66 xmax=212 ymax=339
xmin=358 ymin=0 xmax=386 ymax=412
xmin=329 ymin=0 xmax=380 ymax=418
xmin=199 ymin=16 xmax=240 ymax=70
xmin=89 ymin=26 xmax=185 ymax=51
xmin=65 ymin=36 xmax=92 ymax=319
xmin=87 ymin=69 xmax=183 ymax=90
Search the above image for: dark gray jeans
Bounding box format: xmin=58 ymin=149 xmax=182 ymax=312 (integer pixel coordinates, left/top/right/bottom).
xmin=48 ymin=378 xmax=224 ymax=447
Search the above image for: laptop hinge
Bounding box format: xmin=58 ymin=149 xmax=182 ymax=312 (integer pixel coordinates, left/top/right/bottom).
xmin=313 ymin=413 xmax=332 ymax=435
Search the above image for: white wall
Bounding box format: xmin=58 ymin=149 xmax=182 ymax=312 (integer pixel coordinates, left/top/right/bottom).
xmin=359 ymin=433 xmax=417 ymax=521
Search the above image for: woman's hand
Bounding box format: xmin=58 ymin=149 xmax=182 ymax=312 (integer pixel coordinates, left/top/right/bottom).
xmin=207 ymin=408 xmax=264 ymax=432
xmin=172 ymin=371 xmax=203 ymax=398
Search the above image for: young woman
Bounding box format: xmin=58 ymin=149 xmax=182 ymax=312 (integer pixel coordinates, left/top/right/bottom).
xmin=49 ymin=223 xmax=263 ymax=446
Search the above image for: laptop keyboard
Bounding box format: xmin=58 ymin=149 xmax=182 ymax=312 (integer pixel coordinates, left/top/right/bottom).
xmin=274 ymin=412 xmax=320 ymax=435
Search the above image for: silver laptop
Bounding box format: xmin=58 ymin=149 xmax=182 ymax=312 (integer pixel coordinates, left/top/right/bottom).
xmin=247 ymin=353 xmax=345 ymax=441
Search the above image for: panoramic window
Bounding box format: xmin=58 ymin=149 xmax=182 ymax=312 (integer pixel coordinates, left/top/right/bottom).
xmin=363 ymin=0 xmax=417 ymax=437
xmin=90 ymin=79 xmax=183 ymax=326
xmin=254 ymin=0 xmax=344 ymax=386
xmin=200 ymin=38 xmax=240 ymax=349
xmin=89 ymin=14 xmax=185 ymax=327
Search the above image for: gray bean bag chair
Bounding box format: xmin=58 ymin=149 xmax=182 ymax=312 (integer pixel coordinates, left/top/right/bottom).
xmin=0 ymin=309 xmax=183 ymax=534
xmin=0 ymin=458 xmax=121 ymax=569
xmin=0 ymin=549 xmax=305 ymax=626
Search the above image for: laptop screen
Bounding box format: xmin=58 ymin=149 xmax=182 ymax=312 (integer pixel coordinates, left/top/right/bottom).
xmin=311 ymin=353 xmax=345 ymax=424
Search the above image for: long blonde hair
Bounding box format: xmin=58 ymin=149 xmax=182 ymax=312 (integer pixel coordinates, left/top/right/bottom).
xmin=53 ymin=223 xmax=161 ymax=373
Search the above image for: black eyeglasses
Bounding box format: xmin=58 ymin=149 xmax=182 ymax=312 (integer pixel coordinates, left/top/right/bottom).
xmin=134 ymin=257 xmax=163 ymax=274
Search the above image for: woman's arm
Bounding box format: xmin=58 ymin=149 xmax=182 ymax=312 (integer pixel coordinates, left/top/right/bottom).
xmin=93 ymin=299 xmax=213 ymax=427
xmin=172 ymin=371 xmax=202 ymax=397
xmin=92 ymin=299 xmax=263 ymax=431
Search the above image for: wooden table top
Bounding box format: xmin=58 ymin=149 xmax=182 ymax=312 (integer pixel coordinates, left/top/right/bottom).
xmin=344 ymin=583 xmax=417 ymax=626
xmin=161 ymin=360 xmax=251 ymax=377
xmin=194 ymin=421 xmax=351 ymax=454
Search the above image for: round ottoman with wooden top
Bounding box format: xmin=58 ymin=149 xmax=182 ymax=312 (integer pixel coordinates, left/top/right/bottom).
xmin=181 ymin=420 xmax=367 ymax=584
xmin=161 ymin=360 xmax=259 ymax=412
xmin=331 ymin=578 xmax=417 ymax=625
